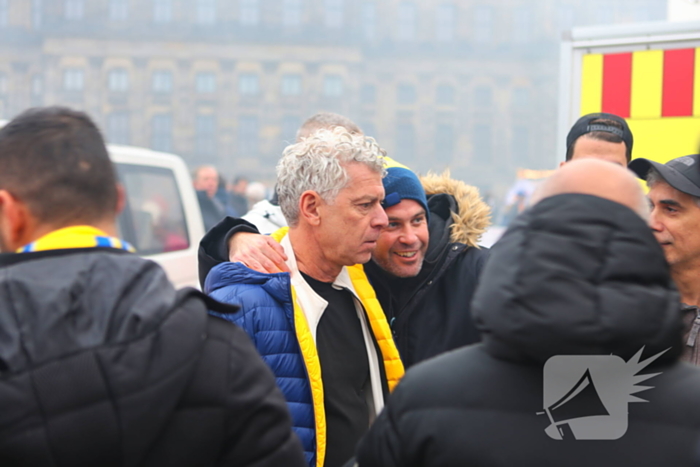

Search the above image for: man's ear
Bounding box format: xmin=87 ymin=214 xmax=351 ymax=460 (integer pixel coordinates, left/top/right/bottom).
xmin=298 ymin=191 xmax=322 ymax=226
xmin=0 ymin=190 xmax=32 ymax=252
xmin=115 ymin=183 xmax=126 ymax=215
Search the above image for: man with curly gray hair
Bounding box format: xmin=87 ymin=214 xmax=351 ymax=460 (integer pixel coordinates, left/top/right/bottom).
xmin=204 ymin=127 xmax=405 ymax=467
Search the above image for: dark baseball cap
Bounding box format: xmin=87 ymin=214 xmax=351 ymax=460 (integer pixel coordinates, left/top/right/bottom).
xmin=629 ymin=154 xmax=700 ymax=198
xmin=566 ymin=113 xmax=634 ymax=156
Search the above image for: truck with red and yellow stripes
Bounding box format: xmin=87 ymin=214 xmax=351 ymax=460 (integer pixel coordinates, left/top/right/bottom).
xmin=558 ymin=21 xmax=700 ymax=166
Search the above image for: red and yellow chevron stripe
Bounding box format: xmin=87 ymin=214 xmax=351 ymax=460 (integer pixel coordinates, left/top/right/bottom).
xmin=580 ymin=48 xmax=700 ymax=163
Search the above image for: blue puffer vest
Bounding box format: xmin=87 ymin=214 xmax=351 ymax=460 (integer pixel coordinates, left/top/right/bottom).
xmin=205 ymin=263 xmax=316 ymax=467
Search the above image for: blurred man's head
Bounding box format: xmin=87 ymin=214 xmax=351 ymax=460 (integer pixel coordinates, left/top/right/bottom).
xmin=563 ymin=113 xmax=633 ymax=167
xmin=296 ymin=112 xmax=363 ymax=142
xmin=372 ymin=165 xmax=430 ymax=278
xmin=0 ymin=107 xmax=121 ymax=252
xmin=277 ymin=127 xmax=388 ymax=272
xmin=629 ymin=154 xmax=700 ymax=269
xmin=193 ymin=165 xmax=219 ymax=199
xmin=533 ymin=158 xmax=648 ymax=220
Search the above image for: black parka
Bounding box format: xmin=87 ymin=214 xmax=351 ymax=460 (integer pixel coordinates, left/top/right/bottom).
xmin=356 ymin=194 xmax=700 ymax=467
xmin=0 ymin=247 xmax=305 ymax=467
xmin=365 ymin=173 xmax=491 ymax=368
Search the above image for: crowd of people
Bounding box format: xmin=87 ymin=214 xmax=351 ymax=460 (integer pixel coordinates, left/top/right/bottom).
xmin=0 ymin=105 xmax=700 ymax=467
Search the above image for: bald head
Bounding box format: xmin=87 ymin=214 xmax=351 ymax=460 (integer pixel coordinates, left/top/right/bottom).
xmin=532 ymin=159 xmax=649 ymax=220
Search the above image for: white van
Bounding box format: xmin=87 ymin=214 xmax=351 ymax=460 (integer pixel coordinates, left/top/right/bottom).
xmin=110 ymin=145 xmax=205 ymax=289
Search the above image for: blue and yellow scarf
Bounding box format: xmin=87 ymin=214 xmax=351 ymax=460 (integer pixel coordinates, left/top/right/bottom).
xmin=17 ymin=225 xmax=135 ymax=253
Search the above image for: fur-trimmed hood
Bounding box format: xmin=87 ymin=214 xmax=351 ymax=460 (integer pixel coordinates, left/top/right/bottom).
xmin=420 ymin=171 xmax=491 ymax=248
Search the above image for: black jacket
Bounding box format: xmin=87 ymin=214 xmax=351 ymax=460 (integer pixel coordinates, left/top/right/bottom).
xmin=356 ymin=194 xmax=700 ymax=467
xmin=366 ymin=173 xmax=490 ymax=368
xmin=0 ymin=247 xmax=305 ymax=467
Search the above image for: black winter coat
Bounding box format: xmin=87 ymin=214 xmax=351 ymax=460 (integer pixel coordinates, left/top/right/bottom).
xmin=0 ymin=247 xmax=306 ymax=467
xmin=365 ymin=173 xmax=490 ymax=368
xmin=356 ymin=194 xmax=700 ymax=467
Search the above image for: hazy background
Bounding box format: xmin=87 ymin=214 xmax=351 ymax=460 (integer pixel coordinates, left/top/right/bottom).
xmin=0 ymin=0 xmax=686 ymax=216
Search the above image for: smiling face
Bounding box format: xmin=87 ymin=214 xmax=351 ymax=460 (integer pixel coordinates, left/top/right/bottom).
xmin=316 ymin=162 xmax=388 ymax=268
xmin=372 ymin=199 xmax=429 ymax=278
xmin=648 ymin=180 xmax=700 ymax=269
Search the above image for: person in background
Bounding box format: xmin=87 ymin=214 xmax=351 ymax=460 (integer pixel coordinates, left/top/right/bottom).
xmin=561 ymin=112 xmax=633 ymax=167
xmin=193 ymin=164 xmax=226 ymax=231
xmin=0 ymin=106 xmax=305 ymax=467
xmin=227 ymin=175 xmax=249 ymax=217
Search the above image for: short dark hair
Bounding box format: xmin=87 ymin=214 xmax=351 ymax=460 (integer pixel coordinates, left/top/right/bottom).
xmin=296 ymin=112 xmax=363 ymax=141
xmin=565 ymin=118 xmax=631 ymax=162
xmin=0 ymin=106 xmax=118 ymax=226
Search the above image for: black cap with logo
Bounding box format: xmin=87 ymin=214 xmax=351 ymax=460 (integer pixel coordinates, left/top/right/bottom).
xmin=629 ymin=154 xmax=700 ymax=198
xmin=566 ymin=112 xmax=634 ymax=155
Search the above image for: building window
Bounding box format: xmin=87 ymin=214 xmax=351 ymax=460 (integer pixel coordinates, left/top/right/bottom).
xmin=512 ymin=6 xmax=532 ymax=43
xmin=0 ymin=0 xmax=8 ymax=27
xmin=151 ymin=114 xmax=173 ymax=152
xmin=196 ymin=72 xmax=217 ymax=94
xmin=512 ymin=87 xmax=530 ymax=109
xmin=436 ymin=84 xmax=454 ymax=105
xmin=240 ymin=0 xmax=259 ymax=26
xmin=473 ymin=123 xmax=492 ymax=163
xmin=474 ymin=5 xmax=493 ymax=44
xmin=109 ymin=0 xmax=128 ymax=20
xmin=63 ymin=68 xmax=84 ymax=92
xmin=31 ymin=74 xmax=43 ymax=96
xmin=108 ymin=111 xmax=130 ymax=145
xmin=325 ymin=0 xmax=343 ymax=28
xmin=283 ymin=0 xmax=302 ymax=27
xmin=362 ymin=2 xmax=377 ymax=40
xmin=238 ymin=115 xmax=259 ymax=156
xmin=396 ymin=123 xmax=416 ymax=162
xmin=281 ymin=74 xmax=302 ymax=96
xmin=323 ymin=75 xmax=343 ymax=97
xmin=397 ymin=84 xmax=416 ymax=105
xmin=0 ymin=73 xmax=7 ymax=95
xmin=281 ymin=115 xmax=301 ymax=147
xmin=108 ymin=68 xmax=129 ymax=92
xmin=512 ymin=125 xmax=529 ymax=166
xmin=196 ymin=0 xmax=216 ymax=24
xmin=32 ymin=0 xmax=42 ymax=29
xmin=153 ymin=0 xmax=172 ymax=23
xmin=64 ymin=0 xmax=84 ymax=20
xmin=436 ymin=4 xmax=455 ymax=42
xmin=397 ymin=2 xmax=416 ymax=41
xmin=361 ymin=84 xmax=376 ymax=104
xmin=474 ymin=85 xmax=492 ymax=107
xmin=196 ymin=114 xmax=217 ymax=157
xmin=239 ymin=73 xmax=259 ymax=96
xmin=152 ymin=70 xmax=173 ymax=93
xmin=435 ymin=124 xmax=454 ymax=163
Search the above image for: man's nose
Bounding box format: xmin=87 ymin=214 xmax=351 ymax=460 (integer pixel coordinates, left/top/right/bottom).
xmin=399 ymin=227 xmax=418 ymax=245
xmin=372 ymin=205 xmax=388 ymax=228
xmin=648 ymin=208 xmax=663 ymax=232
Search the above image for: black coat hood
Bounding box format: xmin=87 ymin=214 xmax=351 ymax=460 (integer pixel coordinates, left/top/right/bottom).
xmin=472 ymin=194 xmax=684 ymax=364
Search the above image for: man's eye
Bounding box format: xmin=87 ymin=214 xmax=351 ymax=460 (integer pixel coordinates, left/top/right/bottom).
xmin=387 ymin=222 xmax=399 ymax=229
xmin=360 ymin=202 xmax=372 ymax=209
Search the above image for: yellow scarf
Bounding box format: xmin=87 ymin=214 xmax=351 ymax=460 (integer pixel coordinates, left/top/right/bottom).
xmin=17 ymin=225 xmax=135 ymax=253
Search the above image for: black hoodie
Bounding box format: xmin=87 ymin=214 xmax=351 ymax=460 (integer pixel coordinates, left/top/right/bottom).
xmin=356 ymin=194 xmax=700 ymax=467
xmin=0 ymin=247 xmax=305 ymax=467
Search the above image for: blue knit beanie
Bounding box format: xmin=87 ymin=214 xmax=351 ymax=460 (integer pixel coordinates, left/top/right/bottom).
xmin=381 ymin=165 xmax=429 ymax=220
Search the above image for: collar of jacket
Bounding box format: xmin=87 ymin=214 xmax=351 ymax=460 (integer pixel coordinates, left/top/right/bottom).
xmin=17 ymin=225 xmax=135 ymax=253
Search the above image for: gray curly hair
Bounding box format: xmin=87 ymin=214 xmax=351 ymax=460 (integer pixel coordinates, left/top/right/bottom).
xmin=277 ymin=127 xmax=387 ymax=227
